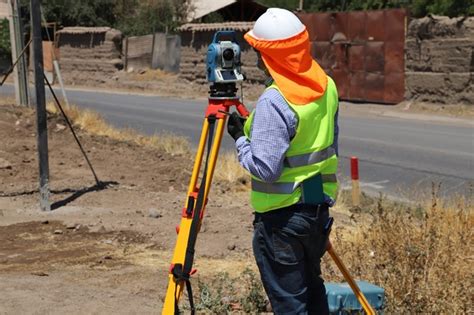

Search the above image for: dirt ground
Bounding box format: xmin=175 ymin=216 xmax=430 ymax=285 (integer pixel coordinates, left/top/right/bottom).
xmin=0 ymin=103 xmax=356 ymax=313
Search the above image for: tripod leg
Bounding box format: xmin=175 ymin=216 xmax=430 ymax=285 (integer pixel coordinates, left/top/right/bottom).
xmin=162 ymin=116 xmax=227 ymax=314
xmin=202 ymin=117 xmax=226 ymax=201
xmin=186 ymin=119 xmax=209 ymax=196
xmin=163 ymin=118 xmax=210 ymax=313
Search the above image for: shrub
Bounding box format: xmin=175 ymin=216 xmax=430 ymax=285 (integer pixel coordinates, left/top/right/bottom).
xmin=324 ymin=187 xmax=473 ymax=313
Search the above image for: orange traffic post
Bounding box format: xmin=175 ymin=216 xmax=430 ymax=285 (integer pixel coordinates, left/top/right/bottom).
xmin=351 ymin=156 xmax=360 ymax=207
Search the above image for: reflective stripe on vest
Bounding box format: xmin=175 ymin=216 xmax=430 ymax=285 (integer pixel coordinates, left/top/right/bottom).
xmin=244 ymin=77 xmax=339 ymax=212
xmin=251 ymin=173 xmax=337 ymax=194
xmin=284 ymin=145 xmax=336 ymax=168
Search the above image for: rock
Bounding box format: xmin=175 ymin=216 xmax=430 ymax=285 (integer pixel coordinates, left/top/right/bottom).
xmin=103 ymin=239 xmax=113 ymax=245
xmin=53 ymin=229 xmax=63 ymax=235
xmin=230 ymin=301 xmax=242 ymax=311
xmin=31 ymin=271 xmax=49 ymax=277
xmin=138 ymin=69 xmax=146 ymax=75
xmin=105 ymin=29 xmax=122 ymax=42
xmin=0 ymin=158 xmax=12 ymax=169
xmin=41 ymin=220 xmax=49 ymax=224
xmin=227 ymin=244 xmax=236 ymax=251
xmin=148 ymin=208 xmax=162 ymax=219
xmin=66 ymin=223 xmax=77 ymax=229
xmin=15 ymin=120 xmax=20 ymax=126
xmin=103 ymin=255 xmax=113 ymax=260
xmin=265 ymin=300 xmax=273 ymax=312
xmin=55 ymin=123 xmax=66 ymax=132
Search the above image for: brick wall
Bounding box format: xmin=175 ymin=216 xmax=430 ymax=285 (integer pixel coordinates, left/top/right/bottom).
xmin=57 ymin=28 xmax=123 ymax=84
xmin=405 ymin=16 xmax=473 ymax=104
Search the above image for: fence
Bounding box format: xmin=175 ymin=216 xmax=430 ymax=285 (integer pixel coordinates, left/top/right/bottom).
xmin=124 ymin=33 xmax=180 ymax=73
xmin=298 ymin=9 xmax=406 ymax=104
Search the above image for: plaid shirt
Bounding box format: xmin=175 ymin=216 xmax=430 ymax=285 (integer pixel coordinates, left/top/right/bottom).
xmin=235 ymin=87 xmax=339 ymax=205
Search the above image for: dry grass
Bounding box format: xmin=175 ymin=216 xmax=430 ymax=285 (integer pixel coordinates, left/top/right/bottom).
xmin=195 ymin=190 xmax=472 ymax=313
xmin=46 ymin=101 xmax=191 ymax=156
xmin=214 ymin=152 xmax=250 ymax=188
xmin=0 ymin=97 xmax=16 ymax=106
xmin=325 ymin=188 xmax=473 ymax=313
xmin=45 ymin=101 xmax=248 ymax=185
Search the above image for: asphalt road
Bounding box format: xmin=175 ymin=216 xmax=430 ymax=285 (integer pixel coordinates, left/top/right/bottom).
xmin=2 ymin=84 xmax=473 ymax=201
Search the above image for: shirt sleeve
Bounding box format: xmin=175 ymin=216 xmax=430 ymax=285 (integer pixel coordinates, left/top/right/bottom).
xmin=235 ymin=89 xmax=297 ymax=183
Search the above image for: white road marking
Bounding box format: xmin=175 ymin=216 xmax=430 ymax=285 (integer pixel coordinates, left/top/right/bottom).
xmin=341 ymin=180 xmax=390 ymax=191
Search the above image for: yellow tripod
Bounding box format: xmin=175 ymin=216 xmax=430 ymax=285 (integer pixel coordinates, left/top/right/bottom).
xmin=162 ymin=88 xmax=249 ymax=314
xmin=162 ymin=86 xmax=376 ymax=315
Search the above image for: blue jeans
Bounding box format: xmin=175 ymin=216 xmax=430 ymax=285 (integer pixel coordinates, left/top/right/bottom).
xmin=253 ymin=204 xmax=330 ymax=315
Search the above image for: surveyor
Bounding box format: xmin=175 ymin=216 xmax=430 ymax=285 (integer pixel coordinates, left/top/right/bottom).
xmin=227 ymin=8 xmax=339 ymax=315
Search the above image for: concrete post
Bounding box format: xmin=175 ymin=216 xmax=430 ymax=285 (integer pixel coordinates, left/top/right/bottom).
xmin=11 ymin=0 xmax=29 ymax=106
xmin=7 ymin=0 xmax=20 ymax=105
xmin=31 ymin=0 xmax=50 ymax=211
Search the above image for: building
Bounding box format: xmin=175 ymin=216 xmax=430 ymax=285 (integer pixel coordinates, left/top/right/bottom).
xmin=189 ymin=0 xmax=267 ymax=22
xmin=180 ymin=0 xmax=267 ymax=83
xmin=0 ymin=0 xmax=8 ymax=18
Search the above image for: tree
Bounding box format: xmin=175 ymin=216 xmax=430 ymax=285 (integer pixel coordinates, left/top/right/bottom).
xmin=427 ymin=0 xmax=474 ymax=17
xmin=258 ymin=0 xmax=473 ymax=16
xmin=18 ymin=0 xmax=117 ymax=27
xmin=0 ymin=19 xmax=10 ymax=60
xmin=115 ymin=0 xmax=192 ymax=36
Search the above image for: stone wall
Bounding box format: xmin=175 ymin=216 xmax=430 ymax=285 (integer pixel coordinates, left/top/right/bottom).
xmin=57 ymin=28 xmax=123 ymax=85
xmin=125 ymin=34 xmax=153 ymax=71
xmin=125 ymin=33 xmax=181 ymax=73
xmin=406 ymin=15 xmax=473 ymax=104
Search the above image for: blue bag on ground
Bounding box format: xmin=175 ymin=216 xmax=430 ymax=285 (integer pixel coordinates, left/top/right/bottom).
xmin=325 ymin=281 xmax=385 ymax=314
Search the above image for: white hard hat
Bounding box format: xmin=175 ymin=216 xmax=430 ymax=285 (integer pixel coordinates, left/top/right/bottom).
xmin=248 ymin=8 xmax=305 ymax=41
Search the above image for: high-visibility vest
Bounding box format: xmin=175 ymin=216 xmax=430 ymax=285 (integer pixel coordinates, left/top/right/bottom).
xmin=243 ymin=76 xmax=339 ymax=213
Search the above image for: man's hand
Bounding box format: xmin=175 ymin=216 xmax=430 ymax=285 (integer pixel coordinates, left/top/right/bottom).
xmin=227 ymin=112 xmax=246 ymax=141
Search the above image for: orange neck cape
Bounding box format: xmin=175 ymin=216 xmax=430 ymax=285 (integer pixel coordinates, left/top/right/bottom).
xmin=244 ymin=28 xmax=327 ymax=105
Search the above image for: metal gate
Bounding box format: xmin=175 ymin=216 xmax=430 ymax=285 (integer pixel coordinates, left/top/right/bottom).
xmin=298 ymin=9 xmax=406 ymax=104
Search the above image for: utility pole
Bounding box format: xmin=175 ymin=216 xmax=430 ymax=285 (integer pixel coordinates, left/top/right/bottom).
xmin=298 ymin=0 xmax=304 ymax=11
xmin=30 ymin=0 xmax=50 ymax=211
xmin=12 ymin=0 xmax=29 ymax=105
xmin=7 ymin=0 xmax=19 ymax=104
xmin=8 ymin=0 xmax=29 ymax=106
